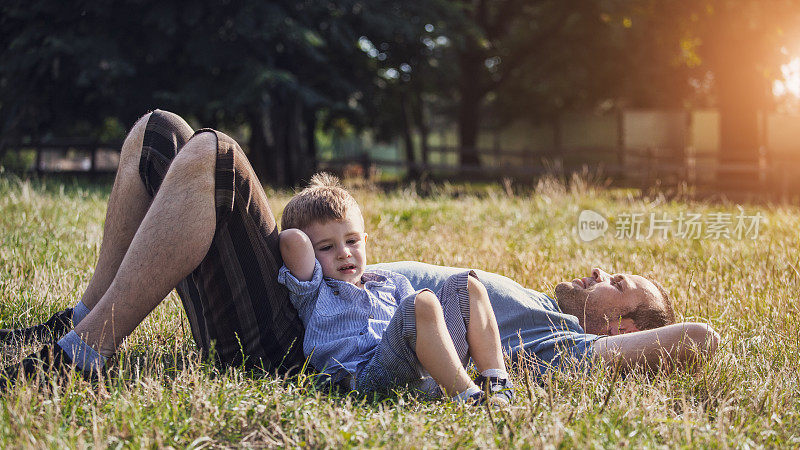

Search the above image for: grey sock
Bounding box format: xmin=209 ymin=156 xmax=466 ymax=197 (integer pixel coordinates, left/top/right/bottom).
xmin=71 ymin=300 xmax=91 ymax=326
xmin=57 ymin=330 xmax=107 ymax=374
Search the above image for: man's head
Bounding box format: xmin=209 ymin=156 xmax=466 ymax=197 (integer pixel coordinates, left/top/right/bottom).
xmin=554 ymin=268 xmax=675 ymax=335
xmin=282 ymin=173 xmax=367 ymax=285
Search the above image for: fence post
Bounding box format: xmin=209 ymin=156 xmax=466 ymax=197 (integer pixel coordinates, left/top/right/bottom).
xmin=90 ymin=145 xmax=98 ymax=176
xmin=359 ymin=152 xmax=372 ymax=181
xmin=35 ymin=144 xmax=42 ymax=175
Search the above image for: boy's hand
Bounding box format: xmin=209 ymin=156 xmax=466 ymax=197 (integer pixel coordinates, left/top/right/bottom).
xmin=279 ymin=228 xmax=316 ymax=281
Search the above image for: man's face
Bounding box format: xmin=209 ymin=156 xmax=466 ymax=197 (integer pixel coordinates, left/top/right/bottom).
xmin=303 ymin=208 xmax=368 ymax=286
xmin=554 ymin=268 xmax=663 ymax=335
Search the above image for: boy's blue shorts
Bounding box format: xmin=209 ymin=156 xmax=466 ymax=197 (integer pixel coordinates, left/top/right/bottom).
xmin=354 ymin=270 xmax=475 ymax=397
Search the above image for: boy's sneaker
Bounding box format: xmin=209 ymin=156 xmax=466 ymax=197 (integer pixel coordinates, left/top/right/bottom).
xmin=0 ymin=308 xmax=74 ymax=346
xmin=464 ymin=389 xmax=487 ymax=405
xmin=475 ymin=375 xmax=515 ymax=405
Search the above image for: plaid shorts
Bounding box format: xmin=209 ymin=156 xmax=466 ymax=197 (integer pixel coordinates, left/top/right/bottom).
xmin=138 ymin=109 xmax=305 ymax=373
xmin=355 ymin=270 xmax=475 ymax=396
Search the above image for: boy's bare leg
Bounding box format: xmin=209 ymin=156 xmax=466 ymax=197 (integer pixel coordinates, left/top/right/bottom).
xmin=73 ymin=132 xmax=218 ymax=357
xmin=464 ymin=277 xmax=505 ymax=371
xmin=78 ymin=113 xmax=155 ymax=309
xmin=414 ymin=290 xmax=475 ymax=396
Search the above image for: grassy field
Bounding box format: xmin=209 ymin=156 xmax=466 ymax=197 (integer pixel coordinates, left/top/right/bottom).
xmin=0 ymin=172 xmax=798 ymax=448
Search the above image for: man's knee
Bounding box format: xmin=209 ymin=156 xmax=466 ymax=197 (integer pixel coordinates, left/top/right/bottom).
xmin=168 ymin=132 xmax=217 ymax=180
xmin=122 ymin=109 xmax=194 ymax=165
xmin=414 ymin=290 xmax=443 ymax=322
xmin=119 ymin=112 xmax=153 ymax=168
xmin=131 ymin=111 xmax=152 ymax=133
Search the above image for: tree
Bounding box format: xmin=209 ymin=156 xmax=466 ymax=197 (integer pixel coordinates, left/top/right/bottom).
xmin=354 ymin=3 xmax=456 ymax=178
xmin=442 ymin=0 xmax=602 ymax=167
xmin=0 ymin=0 xmax=445 ymax=186
xmin=621 ymin=1 xmax=800 ymax=190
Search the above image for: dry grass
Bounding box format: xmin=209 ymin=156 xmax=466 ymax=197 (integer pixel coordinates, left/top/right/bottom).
xmin=0 ymin=173 xmax=798 ymax=448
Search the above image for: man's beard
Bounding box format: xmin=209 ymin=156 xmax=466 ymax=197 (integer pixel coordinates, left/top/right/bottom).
xmin=554 ymin=282 xmax=606 ymax=335
xmin=555 ymin=282 xmax=589 ymax=322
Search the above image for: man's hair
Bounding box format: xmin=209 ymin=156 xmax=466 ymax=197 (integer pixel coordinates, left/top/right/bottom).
xmin=281 ymin=172 xmax=361 ymax=230
xmin=624 ymin=279 xmax=676 ymax=331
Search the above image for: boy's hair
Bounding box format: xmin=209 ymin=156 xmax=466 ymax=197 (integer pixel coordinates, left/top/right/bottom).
xmin=281 ymin=173 xmax=361 ymax=230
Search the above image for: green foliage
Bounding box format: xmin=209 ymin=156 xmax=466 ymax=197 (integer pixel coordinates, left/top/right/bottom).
xmin=1 ymin=176 xmax=799 ymax=446
xmin=0 ymin=150 xmax=35 ymax=172
xmin=0 ymin=1 xmax=453 ymax=185
xmin=3 ymin=1 xmax=800 ymax=182
xmin=451 ymin=0 xmax=627 ymax=121
xmin=611 ymin=0 xmax=800 ymax=107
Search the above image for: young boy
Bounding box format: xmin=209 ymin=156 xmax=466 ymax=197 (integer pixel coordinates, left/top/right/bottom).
xmin=277 ymin=173 xmax=513 ymax=404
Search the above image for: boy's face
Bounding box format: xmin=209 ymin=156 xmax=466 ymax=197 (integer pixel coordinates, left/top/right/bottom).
xmin=302 ymin=207 xmax=368 ymax=286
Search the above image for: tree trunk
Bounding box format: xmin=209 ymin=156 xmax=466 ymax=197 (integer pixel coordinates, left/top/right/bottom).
xmin=456 ymin=50 xmax=484 ymax=167
xmin=399 ymin=90 xmax=419 ymax=179
xmin=457 ymin=89 xmax=481 ymax=167
xmin=707 ymin=14 xmax=766 ymax=195
xmin=283 ymin=93 xmax=304 ymax=186
xmin=267 ymin=94 xmax=289 ymax=187
xmin=715 ymin=66 xmax=763 ymax=193
xmin=268 ymin=89 xmax=314 ymax=188
xmin=411 ymin=90 xmax=430 ymax=168
xmin=304 ymin=108 xmax=318 ymax=176
xmin=246 ymin=105 xmax=276 ymax=185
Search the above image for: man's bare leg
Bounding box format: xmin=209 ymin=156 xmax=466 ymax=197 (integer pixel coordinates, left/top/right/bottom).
xmin=0 ymin=112 xmax=175 ymax=345
xmin=74 ymin=132 xmax=217 ymax=357
xmin=78 ymin=113 xmax=156 ymax=309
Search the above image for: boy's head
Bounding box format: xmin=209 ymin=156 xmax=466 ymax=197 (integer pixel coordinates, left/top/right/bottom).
xmin=282 ymin=173 xmax=368 ymax=285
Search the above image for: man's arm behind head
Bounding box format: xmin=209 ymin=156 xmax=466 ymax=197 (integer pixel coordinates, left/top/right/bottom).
xmin=591 ymin=322 xmax=720 ymax=373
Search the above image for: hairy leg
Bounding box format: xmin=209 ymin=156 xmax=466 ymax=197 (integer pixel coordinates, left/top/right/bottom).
xmin=74 ymin=132 xmax=218 ymax=356
xmin=0 ymin=113 xmax=160 ymax=346
xmin=79 ymin=112 xmax=179 ymax=309
xmin=464 ymin=276 xmax=505 ymax=372
xmin=414 ymin=290 xmax=474 ymax=396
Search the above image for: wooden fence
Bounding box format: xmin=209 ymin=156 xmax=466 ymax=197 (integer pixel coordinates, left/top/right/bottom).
xmin=318 ymin=144 xmax=800 ymax=200
xmin=2 ymin=139 xmax=798 ymax=199
xmin=0 ymin=139 xmax=122 ymax=176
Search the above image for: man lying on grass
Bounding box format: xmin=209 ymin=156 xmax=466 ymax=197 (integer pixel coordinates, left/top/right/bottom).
xmin=373 ymin=262 xmax=719 ymax=375
xmin=0 ymin=110 xmax=719 ymax=391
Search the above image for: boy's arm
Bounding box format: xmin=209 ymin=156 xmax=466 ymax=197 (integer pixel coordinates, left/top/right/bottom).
xmin=279 ymin=228 xmax=316 ymax=281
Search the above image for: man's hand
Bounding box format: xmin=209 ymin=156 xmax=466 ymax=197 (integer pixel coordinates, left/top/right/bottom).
xmin=591 ymin=322 xmax=720 ymax=373
xmin=279 ymin=228 xmax=316 ymax=281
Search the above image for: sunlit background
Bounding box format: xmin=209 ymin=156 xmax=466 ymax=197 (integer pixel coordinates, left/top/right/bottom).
xmin=774 ymin=56 xmax=800 ymax=101
xmin=2 ymin=0 xmax=800 ymax=198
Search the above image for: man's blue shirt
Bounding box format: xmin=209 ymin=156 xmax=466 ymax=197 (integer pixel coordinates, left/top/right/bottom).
xmin=369 ymin=261 xmax=601 ymax=376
